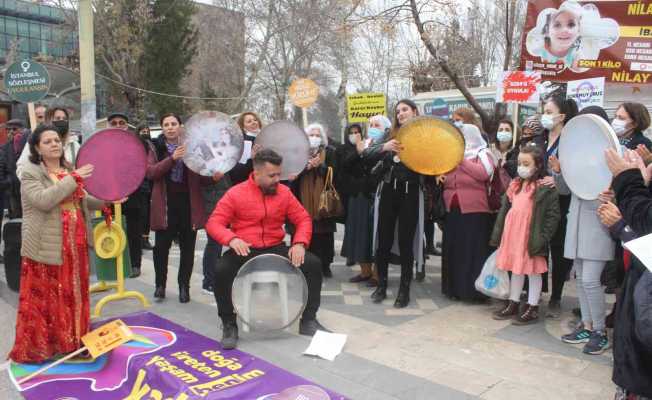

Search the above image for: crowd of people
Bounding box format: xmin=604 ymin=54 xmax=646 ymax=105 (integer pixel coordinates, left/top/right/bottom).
xmin=3 ymin=97 xmax=652 ymax=398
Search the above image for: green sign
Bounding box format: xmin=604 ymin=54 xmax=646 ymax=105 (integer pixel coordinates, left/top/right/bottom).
xmin=3 ymin=60 xmax=50 ymax=103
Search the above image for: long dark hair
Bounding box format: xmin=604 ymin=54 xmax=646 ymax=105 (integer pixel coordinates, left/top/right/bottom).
xmin=516 ymin=144 xmax=546 ymax=194
xmin=29 ymin=124 xmax=68 ymax=168
xmin=546 ymin=96 xmax=578 ymax=125
xmin=391 ymin=99 xmax=419 ymax=134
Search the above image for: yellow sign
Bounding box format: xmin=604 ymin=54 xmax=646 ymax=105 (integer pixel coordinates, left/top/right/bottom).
xmin=288 ymin=78 xmax=319 ymax=108
xmin=346 ymin=93 xmax=387 ymax=123
xmin=82 ymin=319 xmax=134 ymax=359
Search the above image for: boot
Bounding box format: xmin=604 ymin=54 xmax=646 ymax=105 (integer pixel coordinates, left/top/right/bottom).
xmin=179 ymin=286 xmax=190 ymax=303
xmin=221 ymin=318 xmax=239 ymax=350
xmin=371 ymin=279 xmax=387 ymax=303
xmin=512 ymin=305 xmax=539 ymax=325
xmin=394 ymin=269 xmax=412 ymax=308
xmin=394 ymin=281 xmax=410 ymax=308
xmin=492 ymin=300 xmax=519 ymax=320
xmin=154 ymin=286 xmax=166 ymax=300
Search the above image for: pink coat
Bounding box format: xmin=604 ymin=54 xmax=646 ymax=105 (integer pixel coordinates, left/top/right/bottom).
xmin=443 ymin=156 xmax=493 ymax=214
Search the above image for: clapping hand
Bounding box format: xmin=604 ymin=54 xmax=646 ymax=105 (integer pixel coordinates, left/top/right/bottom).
xmin=597 ymin=202 xmax=622 ymax=228
xmin=635 ymin=144 xmax=652 ymax=166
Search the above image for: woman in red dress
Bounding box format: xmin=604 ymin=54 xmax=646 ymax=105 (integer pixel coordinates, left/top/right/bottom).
xmin=9 ymin=125 xmax=105 ymax=364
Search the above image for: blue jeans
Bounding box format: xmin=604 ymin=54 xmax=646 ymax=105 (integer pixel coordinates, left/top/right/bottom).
xmin=202 ymin=235 xmax=222 ymax=289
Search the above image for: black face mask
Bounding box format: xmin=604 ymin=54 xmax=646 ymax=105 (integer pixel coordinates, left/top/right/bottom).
xmin=53 ymin=120 xmax=69 ymax=136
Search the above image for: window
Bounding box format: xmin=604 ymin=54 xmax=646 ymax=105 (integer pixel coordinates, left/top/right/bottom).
xmin=5 ymin=18 xmax=17 ymax=36
xmin=17 ymin=21 xmax=28 ymax=37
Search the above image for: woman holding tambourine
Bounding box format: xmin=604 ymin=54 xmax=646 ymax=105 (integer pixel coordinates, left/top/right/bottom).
xmin=548 ymin=106 xmax=616 ymax=355
xmin=362 ymin=99 xmax=425 ymax=308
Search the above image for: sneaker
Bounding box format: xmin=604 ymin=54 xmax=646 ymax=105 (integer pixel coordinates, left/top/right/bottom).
xmin=561 ymin=325 xmax=592 ymax=344
xmin=202 ymin=286 xmax=214 ymax=296
xmin=583 ymin=330 xmax=610 ymax=355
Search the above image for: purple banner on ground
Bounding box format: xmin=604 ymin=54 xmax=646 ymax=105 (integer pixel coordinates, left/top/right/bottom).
xmin=9 ymin=312 xmax=348 ymax=400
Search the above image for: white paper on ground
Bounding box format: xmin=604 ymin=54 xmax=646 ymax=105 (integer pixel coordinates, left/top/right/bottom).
xmin=623 ymin=233 xmax=652 ymax=272
xmin=239 ymin=140 xmax=252 ymax=164
xmin=303 ymin=330 xmax=347 ymax=361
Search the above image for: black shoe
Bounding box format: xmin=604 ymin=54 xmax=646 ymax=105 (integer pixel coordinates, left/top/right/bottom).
xmin=371 ymin=283 xmax=387 ymax=303
xmin=179 ymin=286 xmax=190 ymax=303
xmin=322 ymin=265 xmax=333 ymax=278
xmin=154 ymin=286 xmax=165 ymax=299
xmin=142 ymin=238 xmax=154 ymax=251
xmin=426 ymin=244 xmax=437 ymax=255
xmin=221 ymin=319 xmax=239 ymax=350
xmin=299 ymin=318 xmax=331 ymax=336
xmin=129 ymin=267 xmax=141 ymax=278
xmin=349 ymin=274 xmax=371 ymax=283
xmin=394 ymin=284 xmax=410 ymax=308
xmin=415 ymin=270 xmax=425 ymax=282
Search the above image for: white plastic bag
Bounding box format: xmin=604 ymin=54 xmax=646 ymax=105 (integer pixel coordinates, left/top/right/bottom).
xmin=475 ymin=250 xmax=510 ymax=299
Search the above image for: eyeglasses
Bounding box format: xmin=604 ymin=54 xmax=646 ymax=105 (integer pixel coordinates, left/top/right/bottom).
xmin=110 ymin=120 xmax=127 ymax=127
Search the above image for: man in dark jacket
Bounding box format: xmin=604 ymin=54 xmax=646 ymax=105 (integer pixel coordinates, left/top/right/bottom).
xmin=606 ymin=149 xmax=652 ymax=399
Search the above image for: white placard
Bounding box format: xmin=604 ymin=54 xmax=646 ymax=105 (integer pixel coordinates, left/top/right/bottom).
xmin=566 ymin=77 xmax=605 ymax=111
xmin=303 ymin=330 xmax=347 ymax=361
xmin=623 ymin=233 xmax=652 ymax=273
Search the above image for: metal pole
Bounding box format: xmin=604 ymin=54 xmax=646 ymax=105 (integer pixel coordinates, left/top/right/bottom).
xmin=78 ymin=0 xmax=97 ymax=141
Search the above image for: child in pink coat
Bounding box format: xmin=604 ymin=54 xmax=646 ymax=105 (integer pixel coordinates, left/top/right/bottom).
xmin=490 ymin=145 xmax=561 ymax=324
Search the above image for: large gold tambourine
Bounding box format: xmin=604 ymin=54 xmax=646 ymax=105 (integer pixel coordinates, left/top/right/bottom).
xmin=396 ymin=116 xmax=465 ymax=175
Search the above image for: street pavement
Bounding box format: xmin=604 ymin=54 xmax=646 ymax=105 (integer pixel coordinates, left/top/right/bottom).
xmin=0 ymin=228 xmax=616 ymax=399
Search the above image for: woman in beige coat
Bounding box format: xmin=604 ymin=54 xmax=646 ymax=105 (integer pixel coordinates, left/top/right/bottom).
xmin=9 ymin=125 xmax=106 ymax=363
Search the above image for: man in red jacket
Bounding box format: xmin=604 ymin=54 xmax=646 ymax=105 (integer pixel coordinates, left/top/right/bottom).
xmin=206 ymin=149 xmax=328 ymax=349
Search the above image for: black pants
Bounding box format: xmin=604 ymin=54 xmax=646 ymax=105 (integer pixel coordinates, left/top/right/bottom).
xmin=124 ymin=204 xmax=143 ymax=270
xmin=143 ymin=190 xmax=152 ymax=238
xmin=376 ymin=180 xmax=419 ymax=282
xmin=213 ymin=244 xmax=322 ymax=322
xmin=153 ymin=191 xmax=197 ymax=288
xmin=425 ymin=216 xmax=435 ymax=247
xmin=548 ymin=194 xmax=573 ymax=301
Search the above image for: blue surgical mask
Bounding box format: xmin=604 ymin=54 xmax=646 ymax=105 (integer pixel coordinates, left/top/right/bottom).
xmin=367 ymin=127 xmax=385 ymax=142
xmin=496 ymin=130 xmax=513 ymax=143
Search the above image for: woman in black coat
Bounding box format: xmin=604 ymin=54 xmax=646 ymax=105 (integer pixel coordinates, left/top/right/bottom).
xmin=337 ymin=123 xmax=377 ymax=284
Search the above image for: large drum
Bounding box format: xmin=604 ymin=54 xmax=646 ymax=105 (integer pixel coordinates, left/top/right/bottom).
xmin=395 ymin=116 xmax=465 ymax=175
xmin=76 ymin=128 xmax=147 ymax=201
xmin=182 ymin=111 xmax=244 ymax=176
xmin=255 ymin=121 xmax=310 ymax=180
xmin=559 ymin=114 xmax=621 ymax=200
xmin=232 ymin=254 xmax=308 ymax=332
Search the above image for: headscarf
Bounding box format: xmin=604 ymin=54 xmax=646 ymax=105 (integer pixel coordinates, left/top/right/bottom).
xmin=462 ymin=124 xmax=493 ymax=176
xmin=522 ymin=115 xmax=543 ymax=136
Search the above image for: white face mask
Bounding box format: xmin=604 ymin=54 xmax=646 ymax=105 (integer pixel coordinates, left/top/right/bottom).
xmin=540 ymin=114 xmax=556 ymax=130
xmin=453 ymin=120 xmax=464 ymax=129
xmin=496 ymin=130 xmax=513 ymax=143
xmin=611 ymin=119 xmax=629 ymax=137
xmin=309 ymin=136 xmax=322 ymax=149
xmin=348 ymin=134 xmax=358 ymax=144
xmin=517 ymin=165 xmax=533 ymax=179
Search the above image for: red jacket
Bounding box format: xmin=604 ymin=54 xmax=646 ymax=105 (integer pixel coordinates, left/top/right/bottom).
xmin=206 ymin=174 xmax=312 ymax=249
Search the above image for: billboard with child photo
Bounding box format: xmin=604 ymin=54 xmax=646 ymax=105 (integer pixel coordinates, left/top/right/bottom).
xmin=519 ymin=0 xmax=652 ymax=84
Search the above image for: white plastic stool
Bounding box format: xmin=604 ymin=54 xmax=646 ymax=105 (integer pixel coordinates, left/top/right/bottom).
xmin=240 ymin=270 xmax=290 ymax=332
